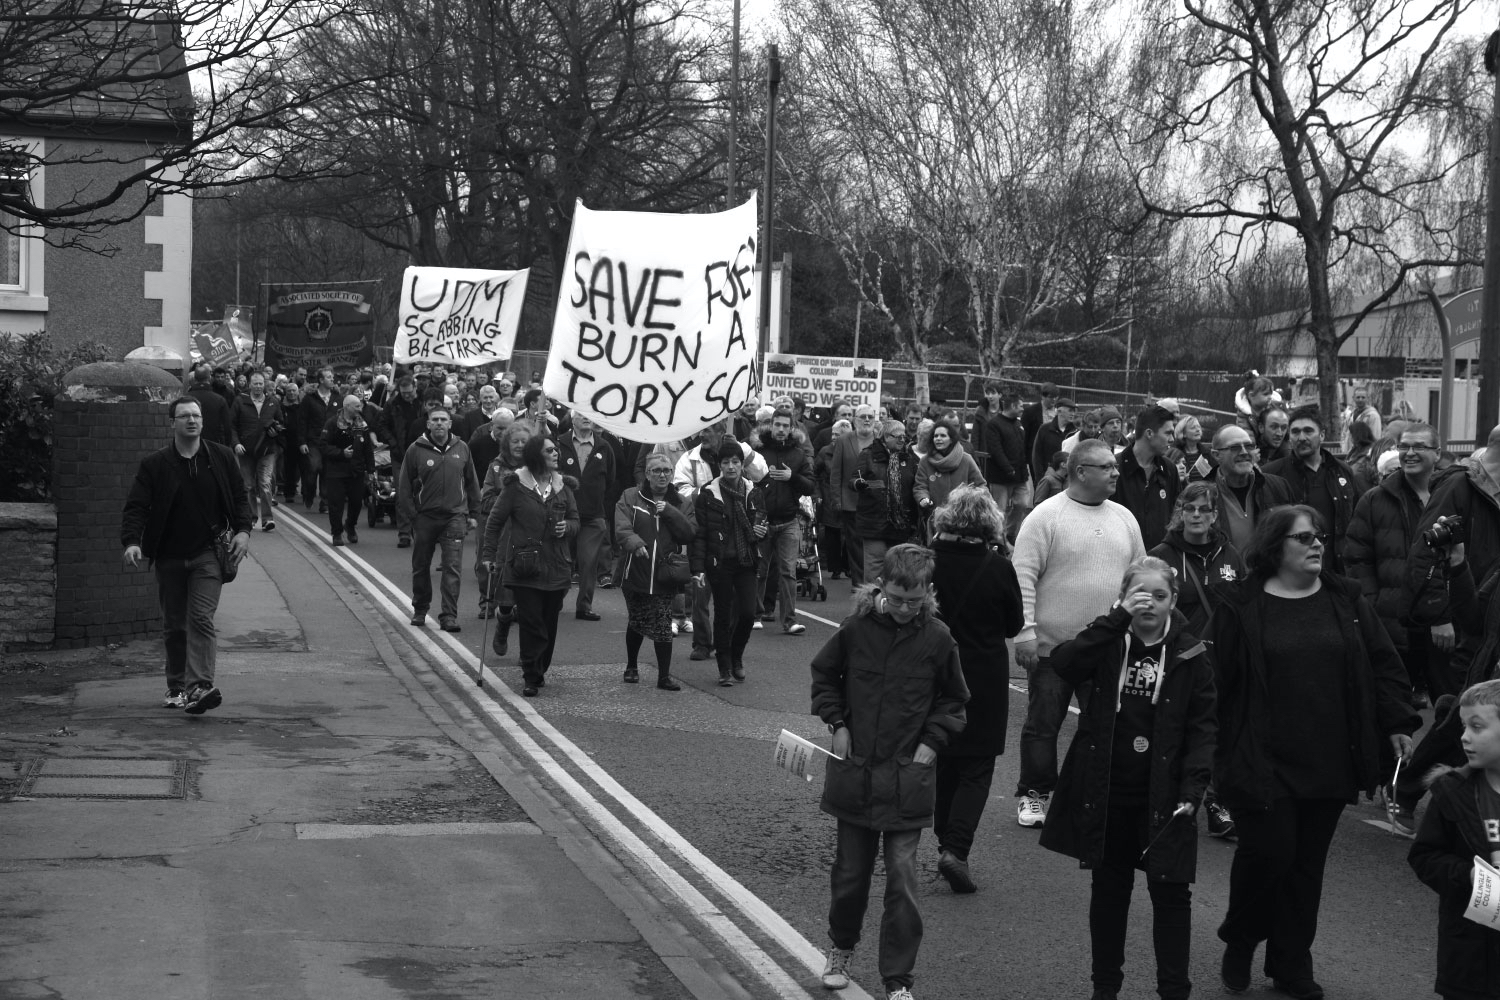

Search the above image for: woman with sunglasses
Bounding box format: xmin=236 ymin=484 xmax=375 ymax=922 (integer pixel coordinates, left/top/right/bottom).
xmin=481 ymin=435 xmax=579 ymax=697
xmin=1210 ymin=505 xmax=1418 ymax=1000
xmin=1148 ymin=482 xmax=1244 ymax=639
xmin=614 ymin=452 xmax=696 ymax=690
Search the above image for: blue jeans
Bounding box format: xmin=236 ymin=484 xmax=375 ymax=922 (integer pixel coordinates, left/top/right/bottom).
xmin=411 ymin=510 xmax=466 ymax=620
xmin=1015 ymin=655 xmax=1091 ymax=796
xmin=757 ymin=519 xmax=801 ymax=630
xmin=154 ymin=549 xmax=224 ymax=693
xmin=239 ymin=449 xmax=278 ymax=524
xmin=828 ymin=821 xmax=923 ymax=991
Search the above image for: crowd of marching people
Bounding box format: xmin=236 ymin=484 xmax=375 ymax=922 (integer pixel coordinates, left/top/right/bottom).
xmin=190 ymin=358 xmax=1500 ymax=1000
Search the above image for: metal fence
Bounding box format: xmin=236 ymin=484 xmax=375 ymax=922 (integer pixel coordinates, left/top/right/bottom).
xmin=881 ymin=364 xmax=1248 ymax=416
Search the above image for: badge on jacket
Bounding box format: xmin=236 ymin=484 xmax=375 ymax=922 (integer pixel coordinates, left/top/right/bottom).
xmin=1158 ymin=488 xmax=1167 ymax=499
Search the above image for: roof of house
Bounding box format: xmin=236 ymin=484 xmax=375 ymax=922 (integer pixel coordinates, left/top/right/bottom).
xmin=0 ymin=0 xmax=194 ymax=141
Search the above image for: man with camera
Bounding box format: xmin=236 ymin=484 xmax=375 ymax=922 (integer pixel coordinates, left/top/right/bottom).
xmin=1389 ymin=423 xmax=1500 ymax=832
xmin=230 ymin=372 xmax=286 ymax=531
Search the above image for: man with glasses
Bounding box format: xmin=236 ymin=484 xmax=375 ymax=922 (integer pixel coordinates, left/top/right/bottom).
xmin=1010 ymin=440 xmax=1144 ymax=827
xmin=398 ymin=406 xmax=482 ymax=632
xmin=1264 ymin=405 xmax=1358 ymax=573
xmin=1208 ymin=424 xmax=1296 ymax=555
xmin=851 ymin=420 xmax=919 ymax=583
xmin=121 ymin=397 xmax=253 ymax=714
xmin=1346 ymin=425 xmax=1452 ymax=720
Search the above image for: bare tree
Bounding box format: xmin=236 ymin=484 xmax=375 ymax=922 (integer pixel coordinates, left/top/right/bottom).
xmin=1125 ymin=0 xmax=1487 ymax=429
xmin=777 ymin=0 xmax=1164 ymax=379
xmin=0 ymin=0 xmax=375 ymax=245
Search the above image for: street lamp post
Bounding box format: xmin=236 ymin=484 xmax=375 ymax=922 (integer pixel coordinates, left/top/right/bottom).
xmin=759 ymin=45 xmax=780 ymax=358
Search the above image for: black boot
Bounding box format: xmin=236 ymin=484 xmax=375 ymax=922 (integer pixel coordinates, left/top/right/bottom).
xmin=655 ymin=641 xmax=679 ymax=690
xmin=731 ymin=654 xmax=745 ymax=682
xmin=716 ymin=651 xmax=734 ymax=687
xmin=492 ymin=608 xmax=513 ymax=657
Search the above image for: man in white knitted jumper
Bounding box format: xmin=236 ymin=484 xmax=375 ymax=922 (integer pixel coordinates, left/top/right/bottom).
xmin=1010 ymin=439 xmax=1145 ymax=827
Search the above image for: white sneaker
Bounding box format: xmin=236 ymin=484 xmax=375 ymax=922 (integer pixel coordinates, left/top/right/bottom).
xmin=783 ymin=622 xmax=806 ymax=635
xmin=821 ymin=947 xmax=854 ymax=989
xmin=886 ymin=989 xmax=914 ymax=1000
xmin=1017 ymin=790 xmax=1048 ymax=828
xmin=752 ymin=621 xmax=764 ymax=630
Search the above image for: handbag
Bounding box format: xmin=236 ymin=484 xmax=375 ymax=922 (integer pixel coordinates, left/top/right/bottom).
xmin=207 ymin=448 xmax=243 ymax=583
xmin=655 ymin=549 xmax=692 ymax=588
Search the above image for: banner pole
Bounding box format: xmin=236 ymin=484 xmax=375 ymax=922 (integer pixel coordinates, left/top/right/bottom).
xmin=758 ymin=45 xmax=781 ymax=360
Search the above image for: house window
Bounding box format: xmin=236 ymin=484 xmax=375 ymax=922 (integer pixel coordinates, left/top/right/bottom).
xmin=1 ymin=152 xmax=29 ymax=289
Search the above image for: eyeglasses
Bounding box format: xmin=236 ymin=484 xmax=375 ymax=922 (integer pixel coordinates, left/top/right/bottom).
xmin=542 ymin=446 xmax=558 ymax=455
xmin=647 ymin=468 xmax=672 ymax=475
xmin=883 ymin=595 xmax=926 ymax=609
xmin=1398 ymin=443 xmax=1436 ymax=452
xmin=1078 ymin=463 xmax=1118 ymax=472
xmin=1285 ymin=531 xmax=1328 ymax=547
xmin=1216 ymin=442 xmax=1254 ymax=454
xmin=1182 ymin=505 xmax=1216 ymax=515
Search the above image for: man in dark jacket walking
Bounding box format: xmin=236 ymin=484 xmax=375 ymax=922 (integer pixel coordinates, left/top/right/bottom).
xmin=753 ymin=408 xmax=814 ymax=635
xmin=398 ymin=406 xmax=482 ymax=632
xmin=853 ymin=420 xmax=919 ymax=583
xmin=811 ymin=544 xmax=968 ymax=1000
xmin=187 ymin=365 xmax=234 ymax=447
xmin=379 ymin=375 xmax=426 ymax=546
xmin=297 ymin=367 xmax=338 ymax=512
xmin=229 ymin=372 xmax=285 ymax=531
xmin=1263 ymin=405 xmax=1359 ymax=573
xmin=984 ymin=389 xmax=1030 ymax=541
xmin=557 ymin=412 xmax=616 ymax=621
xmin=121 ymin=396 xmax=252 ymax=715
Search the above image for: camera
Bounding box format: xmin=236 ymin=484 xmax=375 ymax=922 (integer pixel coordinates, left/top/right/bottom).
xmin=1422 ymin=515 xmax=1465 ymax=549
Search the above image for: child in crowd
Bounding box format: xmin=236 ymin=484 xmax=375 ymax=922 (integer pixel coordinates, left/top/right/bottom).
xmin=1040 ymin=556 xmax=1217 ymax=1000
xmin=1409 ymin=679 xmax=1500 ymax=1000
xmin=811 ymin=543 xmax=969 ymax=1000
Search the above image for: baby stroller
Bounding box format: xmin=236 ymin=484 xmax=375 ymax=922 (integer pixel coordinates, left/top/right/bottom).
xmin=365 ymin=444 xmax=398 ymax=527
xmin=795 ymin=495 xmax=827 ymax=602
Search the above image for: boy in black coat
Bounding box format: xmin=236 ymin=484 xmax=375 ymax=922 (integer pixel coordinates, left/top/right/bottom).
xmin=1409 ymin=679 xmax=1500 ymax=1000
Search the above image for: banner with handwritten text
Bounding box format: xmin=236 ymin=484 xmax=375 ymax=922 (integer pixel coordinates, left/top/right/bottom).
xmin=396 ymin=266 xmax=529 ymax=366
xmin=544 ymin=197 xmax=761 ymax=444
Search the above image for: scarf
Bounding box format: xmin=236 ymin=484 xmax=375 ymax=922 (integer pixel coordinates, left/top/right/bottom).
xmin=882 ymin=447 xmax=911 ymax=533
xmin=924 ymin=441 xmax=965 ymax=475
xmin=721 ymin=478 xmax=757 ymax=565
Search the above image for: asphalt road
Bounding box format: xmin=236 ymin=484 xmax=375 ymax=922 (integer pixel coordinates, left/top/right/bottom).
xmin=279 ymin=503 xmax=1440 ymax=1000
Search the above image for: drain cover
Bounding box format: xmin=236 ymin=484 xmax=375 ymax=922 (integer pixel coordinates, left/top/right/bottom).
xmin=13 ymin=757 xmax=190 ymax=800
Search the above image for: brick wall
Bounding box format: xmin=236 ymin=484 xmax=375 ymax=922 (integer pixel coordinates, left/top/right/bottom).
xmin=0 ymin=503 xmax=57 ymax=650
xmin=51 ymin=397 xmax=171 ymax=648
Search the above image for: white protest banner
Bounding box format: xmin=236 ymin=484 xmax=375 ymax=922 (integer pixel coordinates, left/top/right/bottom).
xmin=544 ymin=196 xmax=760 ymax=444
xmin=397 ymin=266 xmax=530 ymax=367
xmin=762 ymin=353 xmax=882 ymax=410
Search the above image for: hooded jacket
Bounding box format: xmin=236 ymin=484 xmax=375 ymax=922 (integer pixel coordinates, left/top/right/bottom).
xmin=1040 ymin=607 xmax=1216 ymax=883
xmin=1345 ymin=469 xmax=1433 ymax=646
xmin=914 ymin=442 xmax=987 ymax=512
xmin=397 ymin=433 xmax=483 ymax=522
xmin=811 ymin=584 xmax=969 ymax=831
xmin=1408 ymin=764 xmax=1500 ymax=1000
xmin=750 ymin=427 xmax=814 ymax=521
xmin=852 ymin=438 xmax=918 ymax=542
xmin=318 ymin=411 xmax=375 ymax=479
xmin=1208 ymin=574 xmax=1420 ymax=814
xmin=480 ymin=470 xmax=580 ymax=590
xmin=1148 ymin=528 xmax=1244 ymax=639
xmin=615 ymin=483 xmax=696 ymax=596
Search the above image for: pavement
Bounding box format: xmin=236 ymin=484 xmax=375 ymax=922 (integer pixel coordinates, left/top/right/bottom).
xmin=0 ymin=536 xmax=755 ymax=1000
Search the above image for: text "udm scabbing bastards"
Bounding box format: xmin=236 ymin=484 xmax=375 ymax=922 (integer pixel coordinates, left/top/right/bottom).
xmin=553 ymin=240 xmax=759 ymax=427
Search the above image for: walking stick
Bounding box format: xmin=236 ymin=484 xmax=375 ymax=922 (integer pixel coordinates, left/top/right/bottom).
xmin=1138 ymin=803 xmax=1195 ymax=861
xmin=475 ymin=569 xmax=497 ymax=688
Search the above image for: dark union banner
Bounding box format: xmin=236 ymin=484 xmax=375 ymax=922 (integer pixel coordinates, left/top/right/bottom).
xmin=263 ymin=281 xmax=379 ymax=373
